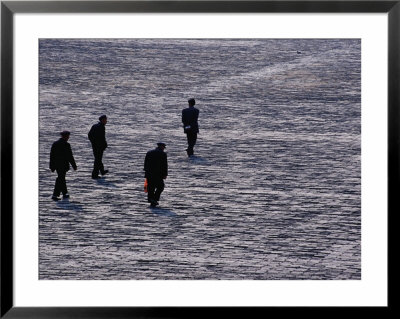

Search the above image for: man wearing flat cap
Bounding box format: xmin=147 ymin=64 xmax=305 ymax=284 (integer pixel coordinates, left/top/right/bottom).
xmin=182 ymin=98 xmax=199 ymax=157
xmin=144 ymin=142 xmax=168 ymax=207
xmin=49 ymin=131 xmax=77 ymax=201
xmin=88 ymin=115 xmax=109 ymax=179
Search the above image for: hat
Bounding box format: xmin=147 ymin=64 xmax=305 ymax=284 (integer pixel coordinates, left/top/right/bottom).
xmin=99 ymin=114 xmax=107 ymax=121
xmin=60 ymin=130 xmax=70 ymax=137
xmin=157 ymin=142 xmax=166 ymax=148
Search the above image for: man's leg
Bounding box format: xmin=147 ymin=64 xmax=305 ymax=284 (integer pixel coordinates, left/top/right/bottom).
xmin=154 ymin=180 xmax=165 ymax=202
xmin=187 ymin=132 xmax=197 ymax=156
xmin=147 ymin=178 xmax=156 ymax=204
xmin=92 ymin=148 xmax=104 ymax=178
xmin=92 ymin=148 xmax=99 ymax=177
xmin=58 ymin=170 xmax=68 ymax=195
xmin=53 ymin=175 xmax=61 ymax=198
xmin=98 ymin=149 xmax=106 ymax=175
xmin=186 ymin=133 xmax=190 ymax=155
xmin=53 ymin=169 xmax=67 ymax=199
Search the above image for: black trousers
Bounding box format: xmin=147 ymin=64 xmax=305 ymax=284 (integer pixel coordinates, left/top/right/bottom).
xmin=186 ymin=132 xmax=197 ymax=155
xmin=92 ymin=147 xmax=105 ymax=177
xmin=53 ymin=169 xmax=68 ymax=197
xmin=147 ymin=178 xmax=164 ymax=203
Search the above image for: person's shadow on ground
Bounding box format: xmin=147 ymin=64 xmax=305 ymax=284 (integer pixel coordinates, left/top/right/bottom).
xmin=56 ymin=198 xmax=85 ymax=212
xmin=188 ymin=155 xmax=208 ymax=165
xmin=96 ymin=177 xmax=118 ymax=188
xmin=149 ymin=206 xmax=177 ymax=217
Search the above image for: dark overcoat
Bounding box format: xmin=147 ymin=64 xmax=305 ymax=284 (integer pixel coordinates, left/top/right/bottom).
xmin=88 ymin=122 xmax=107 ymax=150
xmin=144 ymin=148 xmax=168 ymax=180
xmin=50 ymin=138 xmax=77 ymax=172
xmin=182 ymin=106 xmax=199 ymax=133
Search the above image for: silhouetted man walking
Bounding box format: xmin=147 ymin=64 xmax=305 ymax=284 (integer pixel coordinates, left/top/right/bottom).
xmin=88 ymin=115 xmax=108 ymax=179
xmin=182 ymin=98 xmax=199 ymax=157
xmin=144 ymin=142 xmax=168 ymax=207
xmin=50 ymin=131 xmax=77 ymax=201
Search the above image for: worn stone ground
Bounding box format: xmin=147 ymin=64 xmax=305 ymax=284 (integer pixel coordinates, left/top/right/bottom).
xmin=39 ymin=39 xmax=361 ymax=280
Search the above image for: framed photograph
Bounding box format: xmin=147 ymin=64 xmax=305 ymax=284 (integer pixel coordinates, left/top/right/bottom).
xmin=1 ymin=0 xmax=395 ymax=317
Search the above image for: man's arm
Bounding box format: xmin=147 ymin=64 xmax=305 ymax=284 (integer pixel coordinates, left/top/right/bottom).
xmin=182 ymin=109 xmax=186 ymax=125
xmin=68 ymin=144 xmax=77 ymax=170
xmin=88 ymin=126 xmax=94 ymax=143
xmin=101 ymin=125 xmax=107 ymax=149
xmin=162 ymin=153 xmax=168 ymax=178
xmin=144 ymin=152 xmax=149 ymax=176
xmin=49 ymin=144 xmax=55 ymax=171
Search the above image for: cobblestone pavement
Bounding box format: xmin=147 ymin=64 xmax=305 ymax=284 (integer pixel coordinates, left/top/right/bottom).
xmin=39 ymin=39 xmax=361 ymax=279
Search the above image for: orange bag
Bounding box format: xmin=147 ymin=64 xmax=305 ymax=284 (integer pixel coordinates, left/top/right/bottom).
xmin=144 ymin=178 xmax=148 ymax=193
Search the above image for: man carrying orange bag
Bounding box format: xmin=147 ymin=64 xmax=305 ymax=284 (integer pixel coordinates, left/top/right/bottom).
xmin=144 ymin=142 xmax=168 ymax=207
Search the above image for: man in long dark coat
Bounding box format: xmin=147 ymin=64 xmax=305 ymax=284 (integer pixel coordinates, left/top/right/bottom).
xmin=182 ymin=98 xmax=199 ymax=157
xmin=88 ymin=115 xmax=108 ymax=179
xmin=50 ymin=131 xmax=77 ymax=201
xmin=144 ymin=142 xmax=168 ymax=207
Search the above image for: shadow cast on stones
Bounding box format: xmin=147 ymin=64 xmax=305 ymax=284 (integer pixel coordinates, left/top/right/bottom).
xmin=149 ymin=206 xmax=177 ymax=217
xmin=96 ymin=177 xmax=118 ymax=188
xmin=56 ymin=198 xmax=85 ymax=212
xmin=188 ymin=155 xmax=208 ymax=165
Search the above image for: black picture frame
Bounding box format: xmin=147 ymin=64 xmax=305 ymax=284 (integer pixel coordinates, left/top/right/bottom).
xmin=1 ymin=0 xmax=395 ymax=318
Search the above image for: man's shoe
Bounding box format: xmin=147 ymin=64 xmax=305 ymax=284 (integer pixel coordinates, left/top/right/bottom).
xmin=63 ymin=194 xmax=70 ymax=199
xmin=150 ymin=199 xmax=158 ymax=207
xmin=92 ymin=175 xmax=100 ymax=179
xmin=51 ymin=196 xmax=60 ymax=201
xmin=101 ymin=170 xmax=109 ymax=176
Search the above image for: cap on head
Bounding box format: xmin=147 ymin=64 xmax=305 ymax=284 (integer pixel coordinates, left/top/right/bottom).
xmin=60 ymin=130 xmax=70 ymax=137
xmin=99 ymin=114 xmax=107 ymax=121
xmin=157 ymin=142 xmax=166 ymax=148
xmin=188 ymin=98 xmax=195 ymax=106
